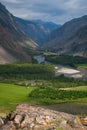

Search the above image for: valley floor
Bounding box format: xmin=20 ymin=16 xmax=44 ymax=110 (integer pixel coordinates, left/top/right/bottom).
xmin=0 ymin=59 xmax=87 ymax=118
xmin=34 ymin=55 xmax=87 ymax=79
xmin=0 ymin=83 xmax=87 ymax=116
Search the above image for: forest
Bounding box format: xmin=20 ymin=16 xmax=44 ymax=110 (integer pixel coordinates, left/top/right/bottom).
xmin=0 ymin=63 xmax=55 ymax=80
xmin=45 ymin=54 xmax=87 ymax=67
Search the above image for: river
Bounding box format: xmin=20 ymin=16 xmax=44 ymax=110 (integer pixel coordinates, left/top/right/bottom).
xmin=33 ymin=55 xmax=87 ymax=79
xmin=33 ymin=55 xmax=45 ymax=64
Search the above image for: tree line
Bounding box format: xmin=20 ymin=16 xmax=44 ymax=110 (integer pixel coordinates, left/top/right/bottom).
xmin=45 ymin=55 xmax=87 ymax=67
xmin=0 ymin=63 xmax=55 ymax=80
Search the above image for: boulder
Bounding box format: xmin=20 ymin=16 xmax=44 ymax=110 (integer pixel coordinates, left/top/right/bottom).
xmin=14 ymin=114 xmax=23 ymax=128
xmin=36 ymin=115 xmax=47 ymax=125
xmin=80 ymin=117 xmax=87 ymax=126
xmin=0 ymin=117 xmax=4 ymax=127
xmin=67 ymin=117 xmax=85 ymax=129
xmin=21 ymin=115 xmax=34 ymax=128
xmin=1 ymin=121 xmax=16 ymax=130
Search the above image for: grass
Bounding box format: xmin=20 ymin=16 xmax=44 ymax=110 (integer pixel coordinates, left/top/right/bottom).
xmin=0 ymin=83 xmax=34 ymax=113
xmin=77 ymin=64 xmax=87 ymax=68
xmin=0 ymin=82 xmax=87 ymax=115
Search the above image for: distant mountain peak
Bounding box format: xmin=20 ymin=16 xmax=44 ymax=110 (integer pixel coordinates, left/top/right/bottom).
xmin=31 ymin=19 xmax=61 ymax=31
xmin=14 ymin=17 xmax=61 ymax=45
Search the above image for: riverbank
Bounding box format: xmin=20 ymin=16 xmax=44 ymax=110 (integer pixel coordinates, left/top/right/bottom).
xmin=33 ymin=55 xmax=87 ymax=79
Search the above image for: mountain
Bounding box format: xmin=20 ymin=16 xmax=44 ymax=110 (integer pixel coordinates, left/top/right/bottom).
xmin=31 ymin=19 xmax=61 ymax=31
xmin=44 ymin=15 xmax=87 ymax=57
xmin=14 ymin=18 xmax=60 ymax=45
xmin=0 ymin=3 xmax=38 ymax=64
xmin=59 ymin=25 xmax=87 ymax=57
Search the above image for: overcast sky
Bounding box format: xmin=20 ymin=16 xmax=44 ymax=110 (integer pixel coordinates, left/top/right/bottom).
xmin=1 ymin=0 xmax=87 ymax=24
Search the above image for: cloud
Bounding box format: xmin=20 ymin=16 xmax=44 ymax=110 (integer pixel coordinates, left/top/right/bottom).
xmin=1 ymin=0 xmax=21 ymax=3
xmin=1 ymin=0 xmax=87 ymax=24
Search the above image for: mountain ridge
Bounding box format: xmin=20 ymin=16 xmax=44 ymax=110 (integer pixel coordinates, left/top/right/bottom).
xmin=14 ymin=17 xmax=60 ymax=45
xmin=44 ymin=15 xmax=87 ymax=57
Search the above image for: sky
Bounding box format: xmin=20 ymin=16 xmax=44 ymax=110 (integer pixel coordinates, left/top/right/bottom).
xmin=1 ymin=0 xmax=87 ymax=24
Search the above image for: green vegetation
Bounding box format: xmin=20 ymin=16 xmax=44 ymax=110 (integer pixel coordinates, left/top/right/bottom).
xmin=0 ymin=83 xmax=34 ymax=112
xmin=0 ymin=63 xmax=55 ymax=81
xmin=0 ymin=82 xmax=87 ymax=113
xmin=0 ymin=63 xmax=87 ymax=114
xmin=50 ymin=75 xmax=87 ymax=88
xmin=29 ymin=87 xmax=87 ymax=104
xmin=77 ymin=64 xmax=87 ymax=68
xmin=23 ymin=47 xmax=43 ymax=57
xmin=45 ymin=54 xmax=87 ymax=67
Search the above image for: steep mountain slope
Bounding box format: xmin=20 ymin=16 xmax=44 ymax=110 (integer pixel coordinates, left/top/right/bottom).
xmin=59 ymin=25 xmax=87 ymax=57
xmin=14 ymin=18 xmax=60 ymax=45
xmin=45 ymin=15 xmax=87 ymax=57
xmin=0 ymin=3 xmax=38 ymax=64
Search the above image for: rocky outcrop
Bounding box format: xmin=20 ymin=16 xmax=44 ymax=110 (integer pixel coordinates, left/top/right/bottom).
xmin=0 ymin=104 xmax=87 ymax=130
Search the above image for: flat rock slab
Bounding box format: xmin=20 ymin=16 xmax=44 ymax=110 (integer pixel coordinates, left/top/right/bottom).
xmin=0 ymin=104 xmax=86 ymax=130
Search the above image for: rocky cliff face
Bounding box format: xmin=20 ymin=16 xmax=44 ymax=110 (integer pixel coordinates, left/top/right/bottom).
xmin=0 ymin=3 xmax=38 ymax=64
xmin=0 ymin=104 xmax=87 ymax=130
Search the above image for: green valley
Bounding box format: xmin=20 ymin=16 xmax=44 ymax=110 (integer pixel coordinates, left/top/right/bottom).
xmin=0 ymin=63 xmax=87 ymax=115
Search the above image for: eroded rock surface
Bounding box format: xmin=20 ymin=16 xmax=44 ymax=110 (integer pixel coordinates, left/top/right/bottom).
xmin=0 ymin=104 xmax=87 ymax=130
